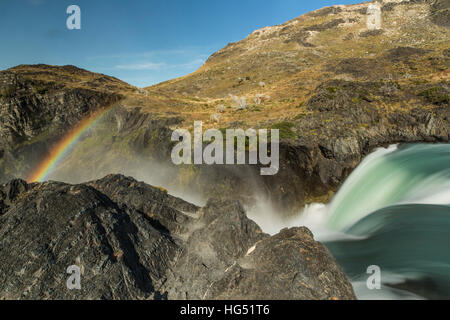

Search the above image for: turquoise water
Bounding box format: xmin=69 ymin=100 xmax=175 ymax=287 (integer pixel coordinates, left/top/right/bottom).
xmin=326 ymin=204 xmax=450 ymax=299
xmin=327 ymin=144 xmax=450 ymax=231
xmin=323 ymin=143 xmax=450 ymax=299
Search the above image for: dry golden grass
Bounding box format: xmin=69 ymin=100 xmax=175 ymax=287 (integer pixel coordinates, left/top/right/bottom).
xmin=8 ymin=64 xmax=136 ymax=95
xmin=134 ymin=1 xmax=449 ymax=130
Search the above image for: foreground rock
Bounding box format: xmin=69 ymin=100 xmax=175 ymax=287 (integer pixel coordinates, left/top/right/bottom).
xmin=0 ymin=174 xmax=355 ymax=300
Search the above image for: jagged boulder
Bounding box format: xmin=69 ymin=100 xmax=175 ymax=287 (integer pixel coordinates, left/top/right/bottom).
xmin=0 ymin=174 xmax=356 ymax=300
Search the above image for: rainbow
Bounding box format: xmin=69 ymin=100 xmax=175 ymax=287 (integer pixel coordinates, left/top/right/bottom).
xmin=27 ymin=107 xmax=112 ymax=183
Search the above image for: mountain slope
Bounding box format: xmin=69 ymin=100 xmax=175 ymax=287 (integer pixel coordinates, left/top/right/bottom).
xmin=147 ymin=0 xmax=449 ymax=128
xmin=0 ymin=0 xmax=448 ymax=213
xmin=137 ymin=0 xmax=449 ymax=210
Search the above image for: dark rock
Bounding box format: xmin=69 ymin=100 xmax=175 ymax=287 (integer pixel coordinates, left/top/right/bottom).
xmin=0 ymin=179 xmax=29 ymax=215
xmin=87 ymin=174 xmax=199 ymax=235
xmin=0 ymin=179 xmax=174 ymax=299
xmin=379 ymin=0 xmax=448 ymax=28
xmin=0 ymin=175 xmax=356 ymax=300
xmin=0 ymin=65 xmax=129 ymax=183
xmin=430 ymin=0 xmax=450 ymax=27
xmin=308 ymin=6 xmax=343 ymax=17
xmin=359 ymin=29 xmax=384 ymax=38
xmin=386 ymin=46 xmax=429 ymax=61
xmin=206 ymin=227 xmax=355 ymax=300
xmin=304 ymin=19 xmax=346 ymax=32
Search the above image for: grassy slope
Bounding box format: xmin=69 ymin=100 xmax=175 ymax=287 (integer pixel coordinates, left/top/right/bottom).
xmin=139 ymin=0 xmax=449 ymax=133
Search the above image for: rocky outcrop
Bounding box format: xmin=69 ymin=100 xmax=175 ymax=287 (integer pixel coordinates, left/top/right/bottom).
xmin=0 ymin=65 xmax=132 ymax=183
xmin=263 ymin=79 xmax=449 ymax=210
xmin=60 ymin=95 xmax=447 ymax=214
xmin=0 ymin=175 xmax=356 ymax=300
xmin=0 ymin=65 xmax=127 ymax=146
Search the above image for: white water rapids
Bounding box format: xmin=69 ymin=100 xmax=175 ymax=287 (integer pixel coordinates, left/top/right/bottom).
xmin=248 ymin=143 xmax=450 ymax=299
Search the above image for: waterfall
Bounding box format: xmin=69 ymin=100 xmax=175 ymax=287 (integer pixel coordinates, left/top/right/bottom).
xmin=249 ymin=143 xmax=450 ymax=299
xmin=327 ymin=143 xmax=450 ymax=231
xmin=325 ymin=143 xmax=450 ymax=299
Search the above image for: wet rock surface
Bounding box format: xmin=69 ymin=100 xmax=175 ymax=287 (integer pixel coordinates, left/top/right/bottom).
xmin=0 ymin=174 xmax=356 ymax=300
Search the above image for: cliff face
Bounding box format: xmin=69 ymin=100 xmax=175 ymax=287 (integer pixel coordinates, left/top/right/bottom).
xmin=0 ymin=65 xmax=133 ymax=182
xmin=0 ymin=175 xmax=355 ymax=300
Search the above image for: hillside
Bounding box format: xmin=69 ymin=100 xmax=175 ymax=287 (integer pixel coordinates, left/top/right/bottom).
xmin=145 ymin=0 xmax=449 ymax=129
xmin=0 ymin=0 xmax=449 ymax=213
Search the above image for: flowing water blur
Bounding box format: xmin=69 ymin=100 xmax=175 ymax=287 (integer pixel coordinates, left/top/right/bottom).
xmin=327 ymin=143 xmax=450 ymax=231
xmin=325 ymin=143 xmax=450 ymax=299
xmin=326 ymin=203 xmax=450 ymax=299
xmin=248 ymin=143 xmax=450 ymax=299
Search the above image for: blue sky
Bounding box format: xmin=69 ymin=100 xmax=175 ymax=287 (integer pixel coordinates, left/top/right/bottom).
xmin=0 ymin=0 xmax=362 ymax=87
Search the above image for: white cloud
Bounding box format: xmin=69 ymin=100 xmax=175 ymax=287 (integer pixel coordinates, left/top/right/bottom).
xmin=115 ymin=62 xmax=166 ymax=70
xmin=178 ymin=58 xmax=205 ymax=69
xmin=113 ymin=58 xmax=204 ymax=71
xmin=88 ymin=46 xmax=213 ymax=61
